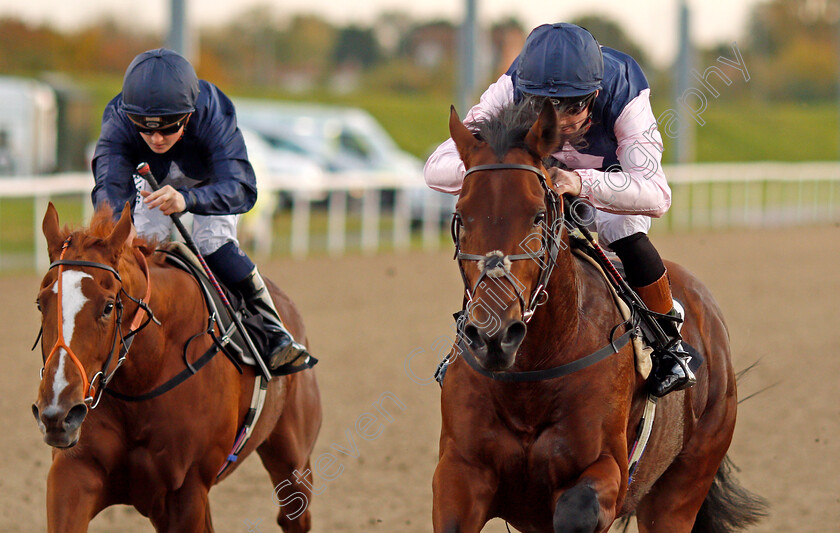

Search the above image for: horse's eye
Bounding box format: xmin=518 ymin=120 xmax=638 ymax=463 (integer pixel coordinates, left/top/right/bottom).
xmin=35 ymin=299 xmax=41 ymax=312
xmin=103 ymin=302 xmax=115 ymax=317
xmin=534 ymin=212 xmax=546 ymax=226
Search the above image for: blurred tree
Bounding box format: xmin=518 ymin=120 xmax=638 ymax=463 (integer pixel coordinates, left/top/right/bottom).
xmin=333 ymin=26 xmax=381 ymax=69
xmin=374 ymin=11 xmax=413 ymax=57
xmin=277 ymin=14 xmax=336 ymax=71
xmin=570 ymin=15 xmax=651 ymax=72
xmin=745 ymin=0 xmax=840 ymax=100
xmin=489 ymin=17 xmax=526 ymax=78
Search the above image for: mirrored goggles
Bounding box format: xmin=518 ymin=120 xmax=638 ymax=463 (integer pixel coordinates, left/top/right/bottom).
xmin=127 ymin=113 xmax=190 ymax=135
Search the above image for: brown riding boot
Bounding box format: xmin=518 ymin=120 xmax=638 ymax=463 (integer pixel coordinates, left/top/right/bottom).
xmin=633 ymin=271 xmax=696 ymax=397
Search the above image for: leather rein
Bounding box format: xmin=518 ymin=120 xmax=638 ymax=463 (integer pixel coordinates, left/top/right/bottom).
xmin=37 ymin=236 xmax=158 ymax=408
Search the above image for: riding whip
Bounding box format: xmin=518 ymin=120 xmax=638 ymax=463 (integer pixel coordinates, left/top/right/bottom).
xmin=134 ymin=162 xmax=273 ymax=379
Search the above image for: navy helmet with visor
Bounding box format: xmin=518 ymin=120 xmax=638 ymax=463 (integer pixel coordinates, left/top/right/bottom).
xmin=515 ymin=23 xmax=603 ymax=99
xmin=120 ymin=48 xmax=199 ymax=130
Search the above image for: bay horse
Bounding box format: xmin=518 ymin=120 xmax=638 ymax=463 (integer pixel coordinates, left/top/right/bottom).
xmin=31 ymin=202 xmax=321 ymax=532
xmin=433 ymin=102 xmax=766 ymax=532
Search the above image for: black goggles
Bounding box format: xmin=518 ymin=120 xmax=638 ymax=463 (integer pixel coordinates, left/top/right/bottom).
xmin=548 ymin=93 xmax=595 ymax=115
xmin=127 ymin=113 xmax=190 ymax=135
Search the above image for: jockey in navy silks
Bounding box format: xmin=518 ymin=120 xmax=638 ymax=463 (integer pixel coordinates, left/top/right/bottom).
xmin=92 ymin=48 xmax=308 ymax=372
xmin=425 ymin=23 xmax=696 ymax=397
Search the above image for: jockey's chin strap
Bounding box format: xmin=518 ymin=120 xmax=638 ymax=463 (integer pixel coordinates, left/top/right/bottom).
xmin=452 ymin=163 xmax=564 ymax=323
xmin=38 ymin=235 xmax=158 ymax=409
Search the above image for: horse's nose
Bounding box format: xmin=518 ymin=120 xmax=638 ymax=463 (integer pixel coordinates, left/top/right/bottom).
xmin=463 ymin=320 xmax=527 ymax=370
xmin=463 ymin=322 xmax=490 ymax=357
xmin=500 ymin=320 xmax=527 ymax=355
xmin=33 ymin=402 xmax=88 ymax=435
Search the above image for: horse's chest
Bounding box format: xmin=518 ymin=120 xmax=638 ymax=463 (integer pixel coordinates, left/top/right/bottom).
xmin=119 ymin=416 xmax=227 ymax=492
xmin=489 ymin=423 xmax=590 ymax=488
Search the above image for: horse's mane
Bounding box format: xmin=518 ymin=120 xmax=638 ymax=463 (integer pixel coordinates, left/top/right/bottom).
xmin=85 ymin=204 xmax=157 ymax=257
xmin=87 ymin=204 xmax=120 ymax=239
xmin=469 ymin=102 xmax=540 ymax=160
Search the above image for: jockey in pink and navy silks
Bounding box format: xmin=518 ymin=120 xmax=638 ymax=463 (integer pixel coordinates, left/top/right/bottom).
xmin=425 ymin=23 xmax=695 ymax=397
xmin=92 ymin=48 xmax=308 ymax=373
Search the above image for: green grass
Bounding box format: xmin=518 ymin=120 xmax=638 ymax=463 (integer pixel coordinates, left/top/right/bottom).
xmin=0 ymin=196 xmax=85 ymax=253
xmin=691 ymin=100 xmax=838 ymax=162
xmin=0 ymin=195 xmax=87 ymax=271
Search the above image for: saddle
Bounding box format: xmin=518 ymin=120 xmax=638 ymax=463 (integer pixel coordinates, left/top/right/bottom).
xmin=157 ymin=242 xmax=315 ymax=377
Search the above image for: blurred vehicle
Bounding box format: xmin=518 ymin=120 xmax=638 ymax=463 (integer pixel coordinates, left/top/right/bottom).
xmin=238 ymin=126 xmax=322 ymax=249
xmin=0 ymin=76 xmax=57 ymax=176
xmin=233 ymin=98 xmax=454 ymax=223
xmin=234 ymin=99 xmax=420 ymax=174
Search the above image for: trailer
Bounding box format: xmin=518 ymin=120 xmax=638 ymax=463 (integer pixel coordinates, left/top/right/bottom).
xmin=0 ymin=76 xmax=57 ymax=176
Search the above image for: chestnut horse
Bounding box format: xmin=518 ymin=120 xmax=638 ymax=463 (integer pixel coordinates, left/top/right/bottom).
xmin=433 ymin=102 xmax=766 ymax=532
xmin=32 ymin=203 xmax=321 ymax=532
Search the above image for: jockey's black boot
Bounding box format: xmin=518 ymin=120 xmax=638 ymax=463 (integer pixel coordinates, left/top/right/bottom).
xmin=235 ymin=268 xmax=309 ymax=371
xmin=634 ymin=272 xmax=697 ymax=397
xmin=650 ymin=302 xmax=696 ymax=396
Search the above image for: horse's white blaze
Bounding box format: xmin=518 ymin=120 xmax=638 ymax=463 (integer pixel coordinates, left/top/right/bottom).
xmin=48 ymin=270 xmax=92 ymax=408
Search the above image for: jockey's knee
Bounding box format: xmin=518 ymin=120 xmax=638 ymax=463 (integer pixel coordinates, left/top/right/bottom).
xmin=203 ymin=240 xmax=254 ymax=286
xmin=608 ymin=232 xmax=665 ymax=288
xmin=553 ymin=484 xmax=600 ymax=533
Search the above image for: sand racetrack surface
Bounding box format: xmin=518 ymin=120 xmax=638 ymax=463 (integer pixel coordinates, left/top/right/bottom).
xmin=1 ymin=225 xmax=839 ymax=532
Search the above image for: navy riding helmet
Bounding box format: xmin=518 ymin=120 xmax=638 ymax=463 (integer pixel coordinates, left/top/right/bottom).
xmin=515 ymin=23 xmax=603 ymax=99
xmin=120 ymin=48 xmax=199 ymax=129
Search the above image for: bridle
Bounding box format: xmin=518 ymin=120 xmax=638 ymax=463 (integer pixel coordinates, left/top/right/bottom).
xmin=38 ymin=235 xmax=157 ymax=408
xmin=444 ymin=162 xmax=635 ymax=384
xmin=451 ymin=163 xmax=565 ymax=323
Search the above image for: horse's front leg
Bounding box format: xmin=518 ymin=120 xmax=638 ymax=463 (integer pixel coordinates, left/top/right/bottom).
xmin=46 ymin=455 xmax=108 ymax=533
xmin=150 ymin=471 xmax=215 ymax=533
xmin=552 ymin=454 xmax=622 ymax=533
xmin=432 ymin=449 xmax=497 ymax=533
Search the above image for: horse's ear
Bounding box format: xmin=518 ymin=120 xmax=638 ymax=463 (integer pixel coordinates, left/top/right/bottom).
xmin=105 ymin=202 xmax=135 ymax=254
xmin=525 ymin=100 xmax=560 ymax=158
xmin=449 ymin=105 xmax=479 ymax=165
xmin=42 ymin=202 xmax=65 ymax=260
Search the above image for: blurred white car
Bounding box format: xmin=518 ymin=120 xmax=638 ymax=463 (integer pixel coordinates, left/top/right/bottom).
xmin=234 ymin=98 xmax=454 ymax=223
xmin=234 ymin=99 xmax=419 ymax=172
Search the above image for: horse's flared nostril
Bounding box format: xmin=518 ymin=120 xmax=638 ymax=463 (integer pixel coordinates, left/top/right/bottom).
xmin=463 ymin=323 xmax=488 ymax=352
xmin=501 ymin=320 xmax=527 ymax=355
xmin=32 ymin=404 xmax=40 ymax=422
xmin=64 ymin=403 xmax=88 ymax=431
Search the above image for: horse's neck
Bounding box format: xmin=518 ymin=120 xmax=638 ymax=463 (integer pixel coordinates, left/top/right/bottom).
xmin=522 ymin=241 xmax=581 ymax=355
xmin=117 ymin=254 xmax=198 ymax=389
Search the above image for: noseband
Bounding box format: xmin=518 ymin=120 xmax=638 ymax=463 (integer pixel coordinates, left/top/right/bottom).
xmin=39 ymin=235 xmax=157 ymax=408
xmin=451 ymin=163 xmax=564 ymax=323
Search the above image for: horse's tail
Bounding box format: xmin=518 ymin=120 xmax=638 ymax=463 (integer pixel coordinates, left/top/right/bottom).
xmin=691 ymin=455 xmax=768 ymax=533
